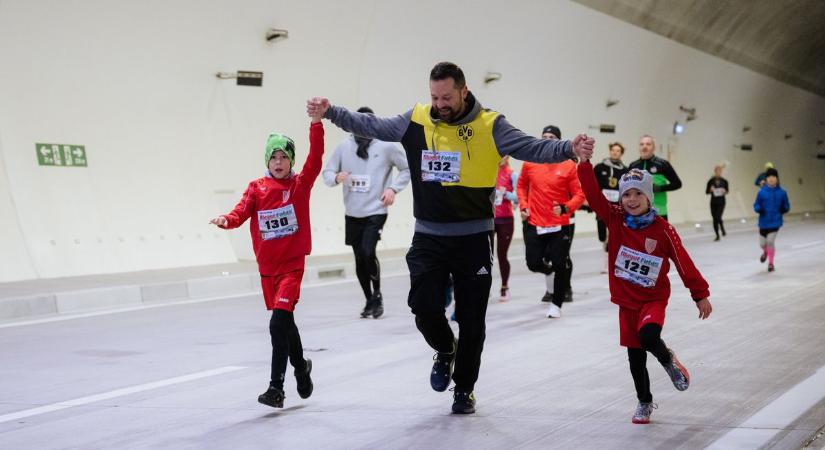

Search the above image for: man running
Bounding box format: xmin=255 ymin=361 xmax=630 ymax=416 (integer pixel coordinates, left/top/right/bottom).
xmin=307 ymin=62 xmax=594 ymax=414
xmin=323 ymin=107 xmax=411 ymax=318
xmin=518 ymin=125 xmax=584 ymax=318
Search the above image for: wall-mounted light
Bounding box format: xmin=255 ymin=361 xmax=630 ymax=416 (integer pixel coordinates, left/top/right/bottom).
xmin=742 ymin=125 xmax=751 ymax=133
xmin=817 ymin=139 xmax=823 ymax=146
xmin=784 ymin=133 xmax=793 ymax=140
xmin=266 ymin=28 xmax=289 ymax=42
xmin=483 ymin=71 xmax=502 ymax=85
xmin=215 ymin=71 xmax=264 ymax=86
xmin=739 ymin=144 xmax=753 ymax=151
xmin=606 ymin=98 xmax=619 ymax=108
xmin=673 ymin=121 xmax=685 ymax=135
xmin=589 ymin=124 xmax=616 ymax=133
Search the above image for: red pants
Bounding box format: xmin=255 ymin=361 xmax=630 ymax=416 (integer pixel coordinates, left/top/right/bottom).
xmin=618 ymin=301 xmax=667 ymax=348
xmin=260 ymin=270 xmax=304 ymax=311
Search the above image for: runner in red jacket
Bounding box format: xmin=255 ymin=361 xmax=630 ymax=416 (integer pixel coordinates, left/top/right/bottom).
xmin=517 ymin=125 xmax=585 ymax=318
xmin=576 ymin=156 xmax=712 ymax=425
xmin=210 ymin=118 xmax=324 ymax=409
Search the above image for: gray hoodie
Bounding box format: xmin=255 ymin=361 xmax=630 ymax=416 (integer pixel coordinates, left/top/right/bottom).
xmin=323 ymin=136 xmax=410 ymax=218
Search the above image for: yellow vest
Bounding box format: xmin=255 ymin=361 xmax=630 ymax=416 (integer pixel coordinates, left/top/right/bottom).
xmin=401 ymin=103 xmax=502 ymax=222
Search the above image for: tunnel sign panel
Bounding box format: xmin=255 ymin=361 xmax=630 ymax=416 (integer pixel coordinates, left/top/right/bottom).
xmin=36 ymin=144 xmax=88 ymax=167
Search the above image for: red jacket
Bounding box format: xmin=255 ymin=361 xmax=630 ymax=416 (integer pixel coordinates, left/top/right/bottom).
xmin=221 ymin=122 xmax=324 ymax=275
xmin=494 ymin=165 xmax=515 ymax=219
xmin=517 ymin=159 xmax=584 ymax=227
xmin=578 ymin=160 xmax=709 ymax=309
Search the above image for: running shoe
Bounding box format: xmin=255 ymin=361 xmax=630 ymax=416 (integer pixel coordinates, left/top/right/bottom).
xmin=541 ymin=292 xmax=554 ymax=303
xmin=768 ymin=264 xmax=775 ymax=272
xmin=452 ymin=390 xmax=476 ymax=414
xmin=360 ymin=298 xmax=374 ymax=318
xmin=295 ymin=359 xmax=313 ymax=399
xmin=546 ymin=303 xmax=562 ymax=319
xmin=663 ymin=349 xmax=690 ymax=391
xmin=371 ymin=292 xmax=384 ymax=319
xmin=258 ymin=386 xmax=285 ymax=408
xmin=631 ymin=401 xmax=657 ymax=424
xmin=430 ymin=341 xmax=456 ymax=392
xmin=759 ymin=252 xmax=767 ymax=263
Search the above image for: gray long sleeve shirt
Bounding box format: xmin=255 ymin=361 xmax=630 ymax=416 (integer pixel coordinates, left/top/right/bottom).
xmin=322 ymin=136 xmax=410 ymax=218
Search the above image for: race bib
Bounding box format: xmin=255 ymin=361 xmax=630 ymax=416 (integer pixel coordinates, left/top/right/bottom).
xmin=495 ymin=189 xmax=505 ymax=206
xmin=537 ymin=225 xmax=562 ymax=235
xmin=712 ymin=187 xmax=726 ymax=197
xmin=421 ymin=150 xmax=460 ymax=183
xmin=349 ymin=174 xmax=371 ymax=193
xmin=602 ymin=189 xmax=620 ymax=203
xmin=614 ymin=245 xmax=663 ymax=288
xmin=258 ymin=204 xmax=298 ymax=240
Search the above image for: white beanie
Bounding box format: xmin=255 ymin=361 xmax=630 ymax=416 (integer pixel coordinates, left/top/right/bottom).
xmin=619 ymin=169 xmax=654 ymax=204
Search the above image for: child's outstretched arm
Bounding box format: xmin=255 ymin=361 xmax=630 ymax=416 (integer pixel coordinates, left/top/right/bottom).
xmin=295 ymin=120 xmax=325 ymax=187
xmin=211 ymin=185 xmax=255 ymax=229
xmin=576 ymin=160 xmax=612 ymax=224
xmin=664 ymin=226 xmax=712 ymax=319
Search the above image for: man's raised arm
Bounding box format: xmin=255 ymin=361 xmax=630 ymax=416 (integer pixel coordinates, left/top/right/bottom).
xmin=492 ymin=115 xmax=593 ymax=163
xmin=307 ymin=97 xmax=410 ymax=143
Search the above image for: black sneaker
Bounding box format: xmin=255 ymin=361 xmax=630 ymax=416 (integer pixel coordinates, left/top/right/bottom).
xmin=768 ymin=264 xmax=775 ymax=272
xmin=258 ymin=386 xmax=285 ymax=408
xmin=360 ymin=298 xmax=374 ymax=318
xmin=371 ymin=293 xmax=384 ymax=319
xmin=295 ymin=359 xmax=313 ymax=399
xmin=759 ymin=252 xmax=767 ymax=263
xmin=430 ymin=342 xmax=456 ymax=392
xmin=541 ymin=292 xmax=554 ymax=303
xmin=452 ymin=390 xmax=476 ymax=414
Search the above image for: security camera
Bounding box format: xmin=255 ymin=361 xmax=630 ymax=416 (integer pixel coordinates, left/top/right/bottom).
xmin=266 ymin=29 xmax=288 ymax=42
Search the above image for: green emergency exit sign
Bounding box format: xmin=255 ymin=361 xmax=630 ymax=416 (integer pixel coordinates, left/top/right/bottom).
xmin=36 ymin=143 xmax=88 ymax=167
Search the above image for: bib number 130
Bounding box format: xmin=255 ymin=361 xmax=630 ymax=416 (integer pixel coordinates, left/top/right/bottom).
xmin=258 ymin=204 xmax=298 ymax=240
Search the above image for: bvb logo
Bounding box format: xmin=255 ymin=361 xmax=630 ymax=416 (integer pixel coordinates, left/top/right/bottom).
xmin=457 ymin=125 xmax=474 ymax=142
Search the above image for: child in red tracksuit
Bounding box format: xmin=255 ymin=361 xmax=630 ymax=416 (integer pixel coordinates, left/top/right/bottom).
xmin=577 ymin=158 xmax=712 ymax=424
xmin=210 ymin=116 xmax=324 ymax=409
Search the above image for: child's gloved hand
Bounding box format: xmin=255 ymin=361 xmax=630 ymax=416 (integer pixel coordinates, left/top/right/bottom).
xmin=695 ymin=298 xmax=712 ymax=320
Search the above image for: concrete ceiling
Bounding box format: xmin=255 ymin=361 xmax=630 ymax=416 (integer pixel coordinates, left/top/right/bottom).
xmin=572 ymin=0 xmax=825 ymax=98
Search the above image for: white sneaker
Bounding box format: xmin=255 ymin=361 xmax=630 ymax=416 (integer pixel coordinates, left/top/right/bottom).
xmin=546 ymin=303 xmax=562 ymax=318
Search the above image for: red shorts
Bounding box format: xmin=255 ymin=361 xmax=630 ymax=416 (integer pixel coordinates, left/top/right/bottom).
xmin=260 ymin=270 xmax=304 ymax=312
xmin=618 ymin=301 xmax=667 ymax=348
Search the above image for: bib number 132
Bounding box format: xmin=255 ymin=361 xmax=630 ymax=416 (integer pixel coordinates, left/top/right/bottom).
xmin=421 ymin=150 xmax=460 ymax=183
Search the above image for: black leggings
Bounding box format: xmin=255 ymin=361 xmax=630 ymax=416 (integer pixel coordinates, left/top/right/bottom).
xmin=346 ymin=215 xmax=387 ymax=300
xmin=523 ymin=223 xmax=572 ymax=307
xmin=626 ymin=323 xmax=672 ymax=403
xmin=710 ymin=200 xmax=726 ymax=238
xmin=269 ymin=309 xmax=307 ymax=389
xmin=494 ymin=219 xmax=514 ymax=287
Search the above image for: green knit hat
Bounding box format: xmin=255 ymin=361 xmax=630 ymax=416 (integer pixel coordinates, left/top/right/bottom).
xmin=264 ymin=132 xmax=296 ymax=168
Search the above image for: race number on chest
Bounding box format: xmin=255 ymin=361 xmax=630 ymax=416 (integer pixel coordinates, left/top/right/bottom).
xmin=421 ymin=150 xmax=460 ymax=183
xmin=349 ymin=174 xmax=371 ymax=193
xmin=258 ymin=204 xmax=298 ymax=240
xmin=614 ymin=245 xmax=663 ymax=288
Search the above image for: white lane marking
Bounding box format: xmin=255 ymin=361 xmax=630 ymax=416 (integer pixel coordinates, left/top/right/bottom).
xmin=707 ymin=365 xmax=825 ymax=449
xmin=0 ymin=366 xmax=246 ymax=424
xmin=792 ymin=240 xmax=825 ymax=250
